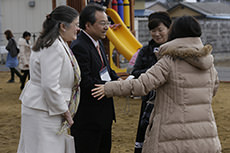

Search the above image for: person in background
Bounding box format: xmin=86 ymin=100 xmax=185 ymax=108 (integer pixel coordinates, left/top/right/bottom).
xmin=4 ymin=29 xmax=22 ymax=83
xmin=17 ymin=5 xmax=81 ymax=153
xmin=92 ymin=15 xmax=221 ymax=153
xmin=18 ymin=31 xmax=31 ymax=90
xmin=70 ymin=4 xmax=121 ymax=153
xmin=131 ymin=11 xmax=171 ymax=153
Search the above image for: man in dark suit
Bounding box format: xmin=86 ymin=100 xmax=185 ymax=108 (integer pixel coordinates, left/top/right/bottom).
xmin=70 ymin=4 xmax=121 ymax=153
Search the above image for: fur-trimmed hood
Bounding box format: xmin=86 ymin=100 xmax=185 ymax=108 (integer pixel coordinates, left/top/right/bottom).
xmin=158 ymin=37 xmax=213 ymax=70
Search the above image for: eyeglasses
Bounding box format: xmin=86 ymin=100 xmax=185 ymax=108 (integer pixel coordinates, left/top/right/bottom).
xmin=97 ymin=21 xmax=111 ymax=27
xmin=75 ymin=23 xmax=80 ymax=28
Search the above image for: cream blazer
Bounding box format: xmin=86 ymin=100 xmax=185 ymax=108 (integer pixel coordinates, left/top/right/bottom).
xmin=18 ymin=37 xmax=31 ymax=70
xmin=20 ymin=37 xmax=75 ymax=116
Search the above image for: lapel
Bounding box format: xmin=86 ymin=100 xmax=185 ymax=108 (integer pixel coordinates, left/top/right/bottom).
xmin=58 ymin=36 xmax=81 ymax=83
xmin=80 ymin=31 xmax=107 ymax=68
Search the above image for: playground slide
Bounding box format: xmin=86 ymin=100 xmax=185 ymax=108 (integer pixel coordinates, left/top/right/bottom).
xmin=106 ymin=8 xmax=142 ymax=61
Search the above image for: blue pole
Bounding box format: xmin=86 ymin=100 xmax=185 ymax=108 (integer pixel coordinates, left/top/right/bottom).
xmin=117 ymin=0 xmax=124 ymax=21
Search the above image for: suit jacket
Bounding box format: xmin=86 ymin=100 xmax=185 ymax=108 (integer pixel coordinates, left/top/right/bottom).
xmin=71 ymin=31 xmax=119 ymax=130
xmin=19 ymin=37 xmax=75 ymax=115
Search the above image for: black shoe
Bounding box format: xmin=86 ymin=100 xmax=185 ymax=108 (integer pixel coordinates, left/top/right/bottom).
xmin=7 ymin=79 xmax=15 ymax=83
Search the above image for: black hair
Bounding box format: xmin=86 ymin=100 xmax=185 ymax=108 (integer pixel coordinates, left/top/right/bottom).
xmin=79 ymin=3 xmax=105 ymax=30
xmin=32 ymin=5 xmax=79 ymax=51
xmin=168 ymin=16 xmax=201 ymax=41
xmin=4 ymin=30 xmax=14 ymax=40
xmin=148 ymin=11 xmax=171 ymax=30
xmin=22 ymin=31 xmax=31 ymax=39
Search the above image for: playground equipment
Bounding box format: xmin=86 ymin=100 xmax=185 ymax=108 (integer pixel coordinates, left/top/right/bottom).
xmin=117 ymin=0 xmax=124 ymax=21
xmin=112 ymin=0 xmax=118 ymax=12
xmin=106 ymin=8 xmax=142 ymax=72
xmin=123 ymin=0 xmax=130 ymax=28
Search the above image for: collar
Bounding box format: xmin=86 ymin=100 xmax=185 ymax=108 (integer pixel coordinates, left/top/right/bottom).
xmin=82 ymin=30 xmax=99 ymax=48
xmin=58 ymin=36 xmax=69 ymax=49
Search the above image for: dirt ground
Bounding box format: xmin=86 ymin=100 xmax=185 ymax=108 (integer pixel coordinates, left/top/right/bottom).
xmin=0 ymin=71 xmax=229 ymax=153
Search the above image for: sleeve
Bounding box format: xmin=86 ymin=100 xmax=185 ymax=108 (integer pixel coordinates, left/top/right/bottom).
xmin=212 ymin=66 xmax=220 ymax=97
xmin=108 ymin=67 xmax=119 ymax=81
xmin=132 ymin=48 xmax=149 ymax=78
xmin=40 ymin=45 xmax=68 ymax=116
xmin=6 ymin=39 xmax=13 ymax=52
xmin=105 ymin=56 xmax=171 ymax=97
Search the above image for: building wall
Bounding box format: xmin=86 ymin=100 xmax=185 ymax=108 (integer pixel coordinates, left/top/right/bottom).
xmin=135 ymin=17 xmax=230 ymax=53
xmin=135 ymin=17 xmax=151 ymax=46
xmin=134 ymin=1 xmax=145 ymax=10
xmin=0 ymin=0 xmax=53 ymax=45
xmin=200 ymin=19 xmax=230 ymax=53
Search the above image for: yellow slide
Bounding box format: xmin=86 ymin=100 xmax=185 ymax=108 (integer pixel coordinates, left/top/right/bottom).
xmin=106 ymin=8 xmax=142 ymax=61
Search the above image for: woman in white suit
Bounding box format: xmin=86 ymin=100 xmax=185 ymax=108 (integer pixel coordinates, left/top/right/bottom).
xmin=17 ymin=5 xmax=80 ymax=153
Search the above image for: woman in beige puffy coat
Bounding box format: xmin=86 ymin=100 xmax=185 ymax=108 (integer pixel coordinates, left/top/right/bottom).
xmin=18 ymin=31 xmax=31 ymax=90
xmin=92 ymin=16 xmax=221 ymax=153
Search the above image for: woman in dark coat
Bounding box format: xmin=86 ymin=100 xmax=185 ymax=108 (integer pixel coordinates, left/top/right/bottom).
xmin=4 ymin=30 xmax=22 ymax=83
xmin=131 ymin=12 xmax=172 ymax=153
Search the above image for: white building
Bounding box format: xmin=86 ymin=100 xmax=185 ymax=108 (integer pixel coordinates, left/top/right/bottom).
xmin=0 ymin=0 xmax=66 ymax=46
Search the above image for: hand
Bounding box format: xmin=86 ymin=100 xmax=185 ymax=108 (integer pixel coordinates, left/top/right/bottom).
xmin=109 ymin=24 xmax=121 ymax=30
xmin=117 ymin=77 xmax=123 ymax=81
xmin=91 ymin=84 xmax=105 ymax=100
xmin=63 ymin=110 xmax=74 ymax=127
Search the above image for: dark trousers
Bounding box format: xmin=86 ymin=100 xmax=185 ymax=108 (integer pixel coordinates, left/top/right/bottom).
xmin=71 ymin=128 xmax=112 ymax=153
xmin=134 ymin=91 xmax=155 ymax=153
xmin=20 ymin=70 xmax=30 ymax=90
xmin=9 ymin=67 xmax=21 ymax=81
xmin=134 ymin=100 xmax=148 ymax=153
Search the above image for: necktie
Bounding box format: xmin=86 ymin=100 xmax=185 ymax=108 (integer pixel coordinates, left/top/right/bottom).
xmin=96 ymin=44 xmax=104 ymax=68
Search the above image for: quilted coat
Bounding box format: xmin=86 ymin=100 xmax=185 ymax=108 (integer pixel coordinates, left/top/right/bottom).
xmin=104 ymin=37 xmax=221 ymax=153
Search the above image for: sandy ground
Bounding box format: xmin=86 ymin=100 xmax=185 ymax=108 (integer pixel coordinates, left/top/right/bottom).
xmin=0 ymin=71 xmax=229 ymax=153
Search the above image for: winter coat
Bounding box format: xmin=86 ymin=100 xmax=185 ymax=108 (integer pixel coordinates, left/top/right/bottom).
xmin=18 ymin=38 xmax=31 ymax=70
xmin=132 ymin=39 xmax=158 ymax=78
xmin=104 ymin=37 xmax=221 ymax=153
xmin=132 ymin=39 xmax=159 ymax=102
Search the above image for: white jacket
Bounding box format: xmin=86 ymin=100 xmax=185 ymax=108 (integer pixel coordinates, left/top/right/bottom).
xmin=20 ymin=37 xmax=75 ymax=115
xmin=18 ymin=38 xmax=31 ymax=70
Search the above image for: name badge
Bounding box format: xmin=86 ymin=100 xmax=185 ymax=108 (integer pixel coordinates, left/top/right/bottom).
xmin=99 ymin=67 xmax=111 ymax=82
xmin=153 ymin=47 xmax=159 ymax=53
